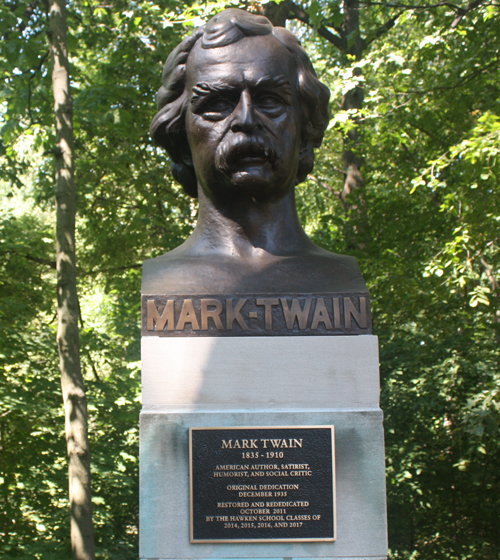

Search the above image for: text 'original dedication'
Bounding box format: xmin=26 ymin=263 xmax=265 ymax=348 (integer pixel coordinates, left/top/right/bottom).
xmin=189 ymin=426 xmax=336 ymax=543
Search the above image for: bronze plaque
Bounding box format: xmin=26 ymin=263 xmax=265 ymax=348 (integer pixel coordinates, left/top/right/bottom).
xmin=189 ymin=426 xmax=336 ymax=543
xmin=142 ymin=293 xmax=371 ymax=337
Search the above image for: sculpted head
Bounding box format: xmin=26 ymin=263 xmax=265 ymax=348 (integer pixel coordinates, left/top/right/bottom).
xmin=150 ymin=9 xmax=330 ymax=200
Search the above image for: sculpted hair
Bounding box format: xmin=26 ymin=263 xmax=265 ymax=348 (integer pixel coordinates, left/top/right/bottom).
xmin=150 ymin=9 xmax=330 ymax=197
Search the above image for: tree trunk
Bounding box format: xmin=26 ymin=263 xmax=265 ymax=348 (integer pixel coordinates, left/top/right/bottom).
xmin=340 ymin=0 xmax=365 ymax=203
xmin=262 ymin=0 xmax=370 ymax=247
xmin=263 ymin=1 xmax=291 ymax=27
xmin=48 ymin=1 xmax=96 ymax=559
xmin=336 ymin=0 xmax=369 ymax=249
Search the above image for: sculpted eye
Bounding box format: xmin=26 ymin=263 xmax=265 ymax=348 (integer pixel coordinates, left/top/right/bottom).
xmin=201 ymin=97 xmax=235 ymax=118
xmin=255 ymin=93 xmax=285 ymax=115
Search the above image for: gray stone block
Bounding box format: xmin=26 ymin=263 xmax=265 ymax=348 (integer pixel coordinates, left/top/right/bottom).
xmin=140 ymin=409 xmax=387 ymax=559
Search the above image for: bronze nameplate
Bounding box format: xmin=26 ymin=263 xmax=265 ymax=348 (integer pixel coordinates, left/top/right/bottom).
xmin=189 ymin=426 xmax=336 ymax=543
xmin=142 ymin=293 xmax=371 ymax=336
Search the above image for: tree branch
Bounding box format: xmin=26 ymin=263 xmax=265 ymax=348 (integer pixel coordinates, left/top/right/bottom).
xmin=359 ymin=1 xmax=464 ymax=11
xmin=451 ymin=0 xmax=486 ymax=27
xmin=397 ymin=58 xmax=500 ymax=94
xmin=18 ymin=252 xmax=57 ymax=269
xmin=479 ymin=253 xmax=500 ymax=345
xmin=479 ymin=255 xmax=499 ymax=292
xmin=408 ymin=121 xmax=445 ymax=143
xmin=286 ymin=0 xmax=346 ymax=50
xmin=308 ymin=174 xmax=342 ymax=199
xmin=317 ymin=25 xmax=346 ymax=51
xmin=81 ymin=263 xmax=142 ymax=277
xmin=366 ymin=11 xmax=403 ymax=47
xmin=360 ymin=0 xmax=489 ymax=28
xmin=3 ymin=0 xmax=39 ymax=40
xmin=27 ymin=51 xmax=50 ymax=125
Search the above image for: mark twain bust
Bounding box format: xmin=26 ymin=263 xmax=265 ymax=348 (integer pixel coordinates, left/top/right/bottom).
xmin=144 ymin=8 xmax=367 ymax=296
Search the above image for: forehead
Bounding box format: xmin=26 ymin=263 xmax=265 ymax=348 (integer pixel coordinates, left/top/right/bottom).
xmin=186 ymin=34 xmax=296 ymax=90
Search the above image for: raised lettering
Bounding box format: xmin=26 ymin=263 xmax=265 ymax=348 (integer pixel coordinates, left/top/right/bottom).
xmin=256 ymin=298 xmax=280 ymax=329
xmin=222 ymin=440 xmax=233 ymax=449
xmin=332 ymin=297 xmax=341 ymax=328
xmin=226 ymin=299 xmax=249 ymax=330
xmin=147 ymin=299 xmax=174 ymax=331
xmin=176 ymin=299 xmax=200 ymax=330
xmin=200 ymin=298 xmax=224 ymax=330
xmin=311 ymin=298 xmax=333 ymax=330
xmin=344 ymin=296 xmax=367 ymax=329
xmin=280 ymin=298 xmax=312 ymax=329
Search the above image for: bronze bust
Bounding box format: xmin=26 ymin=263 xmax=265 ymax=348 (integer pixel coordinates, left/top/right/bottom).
xmin=144 ymin=9 xmax=367 ymax=296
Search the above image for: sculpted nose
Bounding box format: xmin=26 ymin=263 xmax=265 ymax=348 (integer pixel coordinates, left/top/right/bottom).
xmin=230 ymin=91 xmax=261 ymax=133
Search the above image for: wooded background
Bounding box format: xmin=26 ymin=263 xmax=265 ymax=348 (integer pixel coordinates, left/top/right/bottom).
xmin=1 ymin=0 xmax=499 ymax=558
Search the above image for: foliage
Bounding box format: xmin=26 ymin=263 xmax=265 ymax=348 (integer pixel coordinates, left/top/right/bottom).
xmin=295 ymin=2 xmax=500 ymax=558
xmin=1 ymin=0 xmax=499 ymax=559
xmin=0 ymin=186 xmax=142 ymax=558
xmin=1 ymin=0 xmax=192 ymax=557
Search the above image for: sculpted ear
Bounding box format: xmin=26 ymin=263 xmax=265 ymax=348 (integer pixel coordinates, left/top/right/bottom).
xmin=296 ymin=140 xmax=314 ymax=185
xmin=171 ymin=162 xmax=198 ymax=198
xmin=173 ymin=140 xmax=198 ymax=198
xmin=154 ymin=121 xmax=198 ymax=198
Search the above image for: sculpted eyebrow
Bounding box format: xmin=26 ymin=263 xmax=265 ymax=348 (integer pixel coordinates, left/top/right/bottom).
xmin=254 ymin=75 xmax=292 ymax=93
xmin=190 ymin=76 xmax=293 ymax=112
xmin=191 ymin=82 xmax=236 ymax=104
xmin=252 ymin=75 xmax=293 ymax=105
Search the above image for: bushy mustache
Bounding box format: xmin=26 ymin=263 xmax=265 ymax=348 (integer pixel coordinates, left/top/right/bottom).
xmin=215 ymin=135 xmax=279 ymax=175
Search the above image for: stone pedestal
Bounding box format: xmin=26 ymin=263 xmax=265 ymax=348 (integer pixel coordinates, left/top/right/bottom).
xmin=140 ymin=336 xmax=388 ymax=560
